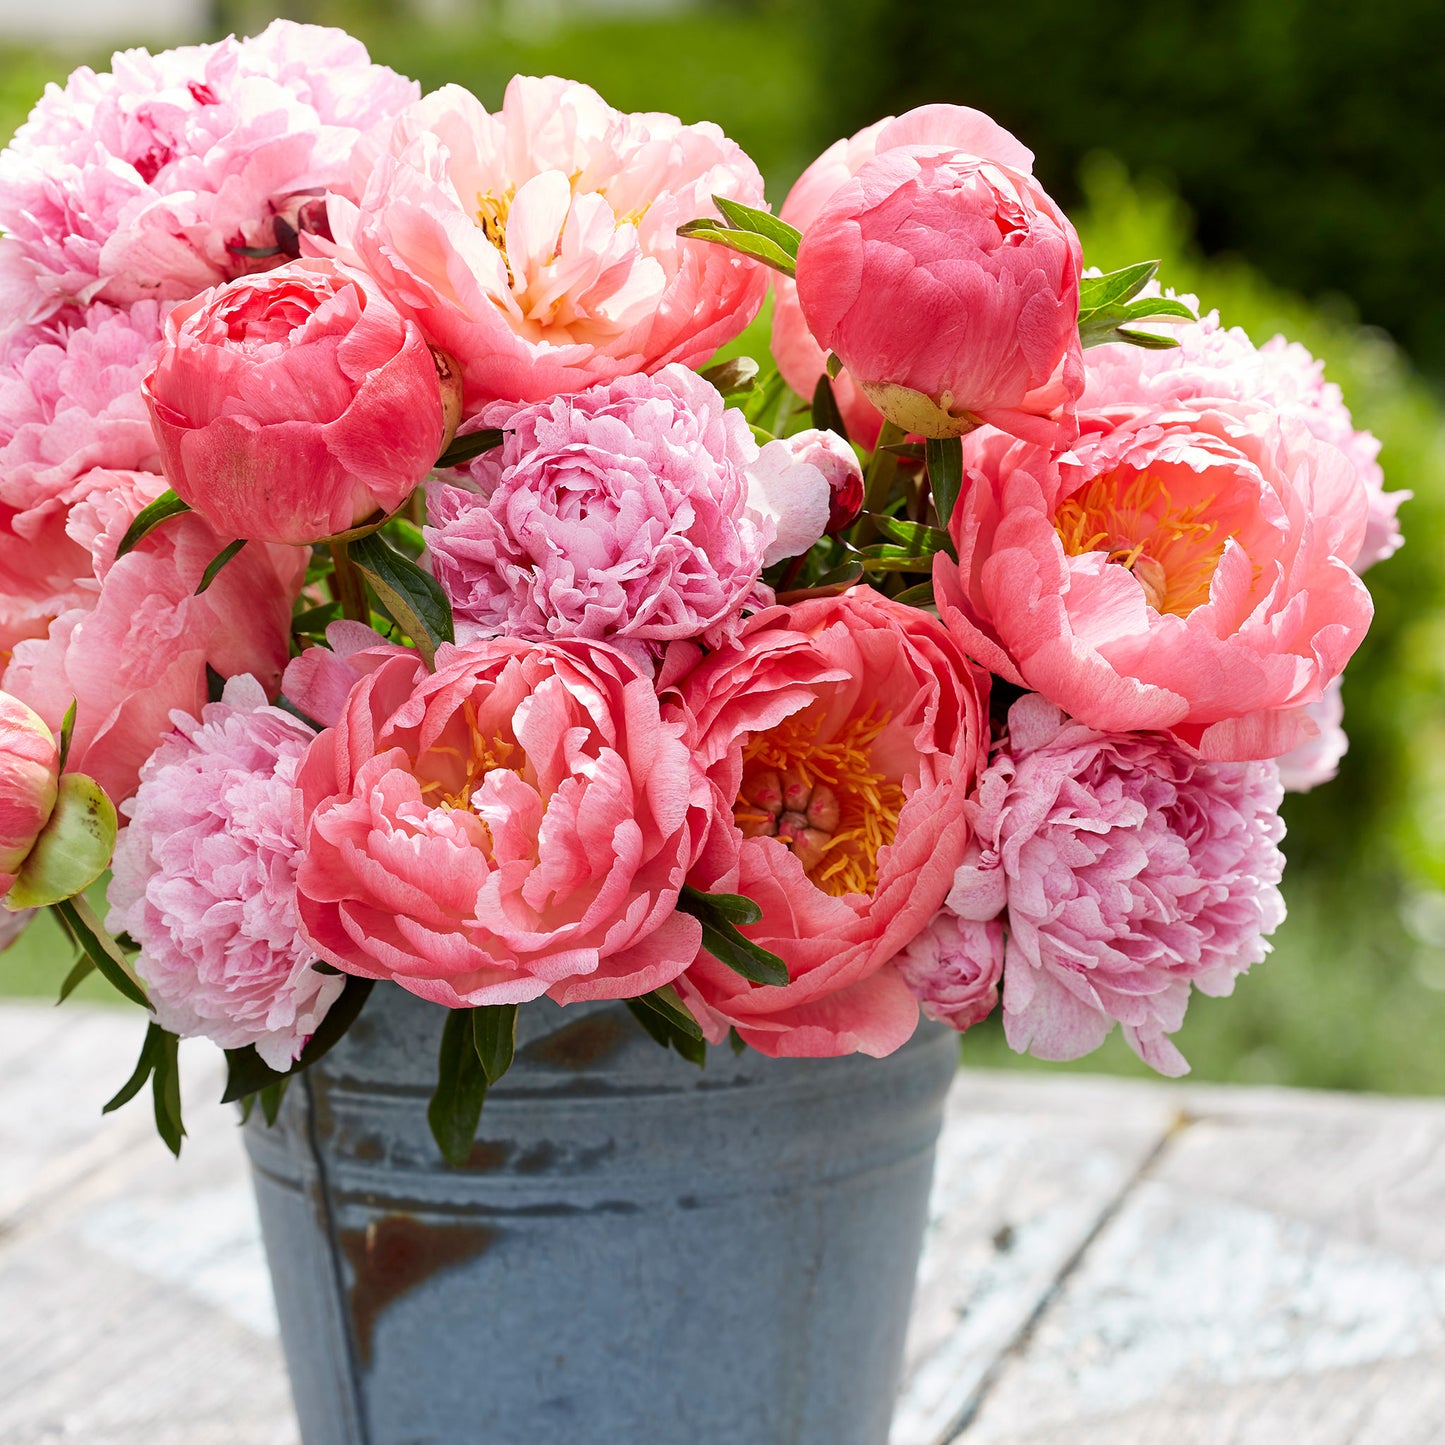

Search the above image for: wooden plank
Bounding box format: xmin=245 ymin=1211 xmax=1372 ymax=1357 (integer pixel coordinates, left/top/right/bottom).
xmin=957 ymin=1084 xmax=1445 ymax=1444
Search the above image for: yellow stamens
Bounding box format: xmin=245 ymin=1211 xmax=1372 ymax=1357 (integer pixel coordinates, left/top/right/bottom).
xmin=416 ymin=700 xmax=521 ymax=812
xmin=475 ymin=187 xmax=516 ymax=284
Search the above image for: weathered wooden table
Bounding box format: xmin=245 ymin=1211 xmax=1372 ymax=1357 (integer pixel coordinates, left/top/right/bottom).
xmin=2 ymin=1000 xmax=1442 ymax=1444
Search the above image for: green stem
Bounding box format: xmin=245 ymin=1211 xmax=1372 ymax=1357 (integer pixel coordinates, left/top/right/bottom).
xmin=329 ymin=542 xmax=369 ymax=623
xmin=851 ymin=420 xmax=907 ymax=547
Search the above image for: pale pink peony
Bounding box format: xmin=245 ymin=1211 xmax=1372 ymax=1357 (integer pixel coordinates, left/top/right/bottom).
xmin=948 ymin=694 xmax=1286 ymax=1076
xmin=771 ymin=105 xmax=1035 ymax=448
xmin=794 ymin=142 xmax=1083 ymax=446
xmin=331 ymin=77 xmax=768 ymax=411
xmin=426 ymin=366 xmax=827 ymax=657
xmin=293 ymin=638 xmax=710 ymax=1008
xmin=671 ymin=587 xmax=990 ymax=1058
xmin=1082 ymin=301 xmax=1407 ymax=573
xmin=934 ymin=400 xmax=1374 ymax=760
xmin=0 ymin=302 xmax=165 ymax=654
xmin=0 ymin=690 xmax=59 ymax=900
xmin=894 ymin=910 xmax=1003 ymax=1031
xmin=1275 ymin=679 xmax=1348 ymax=794
xmin=0 ymin=21 xmax=417 ymax=340
xmin=3 ymin=511 xmax=305 ymax=803
xmin=107 ymin=674 xmax=338 ymax=1069
xmin=145 ymin=258 xmax=459 ymax=545
xmin=771 ymin=426 xmax=864 ymax=535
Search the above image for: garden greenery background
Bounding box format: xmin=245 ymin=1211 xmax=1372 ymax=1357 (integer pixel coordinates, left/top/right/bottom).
xmin=3 ymin=0 xmax=1443 ymax=1094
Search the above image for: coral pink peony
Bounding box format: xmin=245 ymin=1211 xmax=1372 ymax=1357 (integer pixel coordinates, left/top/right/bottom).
xmin=332 ymin=77 xmax=768 ymax=410
xmin=934 ymin=400 xmax=1374 ymax=760
xmin=0 ymin=690 xmax=59 ymax=901
xmin=793 ymin=142 xmax=1083 ymax=446
xmin=145 ymin=258 xmax=460 ymax=545
xmin=106 ymin=675 xmax=338 ymax=1068
xmin=426 ymin=366 xmax=827 ymax=657
xmin=1082 ymin=301 xmax=1407 ymax=573
xmin=3 ymin=511 xmax=304 ymax=803
xmin=671 ymin=587 xmax=989 ymax=1057
xmin=894 ymin=910 xmax=1003 ymax=1031
xmin=771 ymin=104 xmax=1035 ymax=448
xmin=0 ymin=302 xmax=165 ymax=654
xmin=0 ymin=22 xmax=416 ymax=341
xmin=948 ymin=694 xmax=1286 ymax=1076
xmin=293 ymin=639 xmax=709 ymax=1008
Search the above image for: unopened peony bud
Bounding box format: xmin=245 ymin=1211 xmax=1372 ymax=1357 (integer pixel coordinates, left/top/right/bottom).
xmin=777 ymin=428 xmax=864 ymax=535
xmin=0 ymin=692 xmax=59 ymax=903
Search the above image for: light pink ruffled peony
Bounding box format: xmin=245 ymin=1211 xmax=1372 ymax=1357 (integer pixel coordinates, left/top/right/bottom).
xmin=0 ymin=302 xmax=165 ymax=654
xmin=894 ymin=910 xmax=1003 ymax=1031
xmin=0 ymin=21 xmax=416 ymax=340
xmin=0 ymin=690 xmax=59 ymax=900
xmin=934 ymin=400 xmax=1374 ymax=760
xmin=1275 ymin=679 xmax=1348 ymax=794
xmin=331 ymin=77 xmax=768 ymax=410
xmin=793 ymin=141 xmax=1082 ymax=447
xmin=3 ymin=510 xmax=305 ymax=803
xmin=771 ymin=104 xmax=1035 ymax=448
xmin=671 ymin=587 xmax=990 ymax=1058
xmin=145 ymin=258 xmax=460 ymax=544
xmin=293 ymin=638 xmax=710 ymax=1008
xmin=948 ymin=694 xmax=1286 ymax=1076
xmin=1082 ymin=301 xmax=1407 ymax=573
xmin=770 ymin=427 xmax=864 ymax=536
xmin=426 ymin=366 xmax=827 ymax=657
xmin=107 ymin=674 xmax=339 ymax=1069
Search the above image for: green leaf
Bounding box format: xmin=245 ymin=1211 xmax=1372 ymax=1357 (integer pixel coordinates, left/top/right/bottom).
xmin=436 ymin=427 xmax=505 ymax=470
xmin=624 ymin=990 xmax=706 ymax=1067
xmin=925 ymin=436 xmax=965 ymax=531
xmin=685 ymin=888 xmax=763 ymax=926
xmin=472 ymin=1004 xmax=518 ymax=1085
xmin=291 ymin=600 xmax=343 ymax=635
xmin=711 ymin=195 xmax=803 ymax=258
xmin=151 ymin=1027 xmax=185 ymax=1157
xmin=630 ymin=983 xmax=705 ymax=1040
xmin=104 ymin=1021 xmax=164 ymax=1114
xmin=1113 ymin=327 xmax=1184 ymax=350
xmin=893 ymin=580 xmax=936 ymax=609
xmin=677 ymin=886 xmax=789 ymax=987
xmin=116 ymin=490 xmax=191 ymax=559
xmin=1077 ymin=259 xmax=1159 ymax=313
xmin=675 ymin=221 xmax=797 ymax=276
xmin=195 ymin=538 xmax=247 ymax=595
xmin=728 ymin=1027 xmax=747 ymax=1056
xmin=56 ymin=699 xmax=77 ymax=775
xmin=53 ymin=896 xmax=149 ymax=1009
xmin=826 ymin=352 xmax=843 ymax=380
xmin=347 ymin=532 xmax=454 ymax=668
xmin=1116 ymin=296 xmax=1198 ymax=323
xmin=870 ymin=513 xmax=954 ymax=556
xmin=810 ymin=373 xmax=848 ymax=440
xmin=221 ymin=975 xmax=375 ymax=1103
xmin=205 ymin=664 xmax=226 ymax=704
xmin=428 ymin=1008 xmax=490 ymax=1167
xmin=56 ymin=953 xmax=96 ymax=1005
xmin=698 ymin=356 xmax=760 ymax=399
xmin=256 ymin=1078 xmax=289 ymax=1127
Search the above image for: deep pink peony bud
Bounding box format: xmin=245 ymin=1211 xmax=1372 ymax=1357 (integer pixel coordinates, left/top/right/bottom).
xmin=794 ymin=145 xmax=1084 ymax=446
xmin=144 ymin=257 xmax=462 ymax=545
xmin=777 ymin=428 xmax=865 ymax=535
xmin=0 ymin=690 xmax=58 ymax=901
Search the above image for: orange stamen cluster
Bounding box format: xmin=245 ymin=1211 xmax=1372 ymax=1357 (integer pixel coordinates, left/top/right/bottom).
xmin=735 ymin=706 xmax=904 ymax=898
xmin=416 ymin=700 xmax=522 ymax=812
xmin=1054 ymin=470 xmax=1231 ymax=617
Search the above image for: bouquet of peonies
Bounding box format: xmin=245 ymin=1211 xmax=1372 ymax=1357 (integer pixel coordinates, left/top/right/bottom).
xmin=0 ymin=23 xmax=1401 ymax=1159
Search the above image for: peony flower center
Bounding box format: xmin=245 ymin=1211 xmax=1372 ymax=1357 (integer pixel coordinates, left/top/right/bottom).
xmin=733 ymin=707 xmax=903 ymax=898
xmin=474 ymin=187 xmax=517 ymax=281
xmin=1054 ymin=470 xmax=1232 ymax=617
xmin=415 ymin=700 xmax=524 ymax=812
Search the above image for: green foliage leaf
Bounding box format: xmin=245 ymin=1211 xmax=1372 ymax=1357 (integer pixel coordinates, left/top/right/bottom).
xmin=925 ymin=436 xmax=965 ymax=532
xmin=1113 ymin=326 xmax=1185 ymax=350
xmin=826 ymin=352 xmax=843 ymax=380
xmin=711 ymin=195 xmax=803 ymax=258
xmin=52 ymin=896 xmax=149 ymax=1009
xmin=678 ymin=885 xmax=789 ymax=987
xmin=856 ymin=543 xmax=936 ymax=574
xmin=57 ymin=699 xmax=77 ymax=775
xmin=195 ymin=538 xmax=248 ymax=595
xmin=728 ymin=1027 xmax=747 ymax=1056
xmin=436 ymin=428 xmax=505 ymax=470
xmin=810 ymin=373 xmax=848 ymax=440
xmin=56 ymin=953 xmax=96 ymax=1005
xmin=291 ymin=600 xmax=343 ymax=635
xmin=893 ymin=580 xmax=936 ymax=609
xmin=472 ymin=1004 xmax=518 ymax=1085
xmin=103 ymin=1021 xmax=185 ymax=1156
xmin=347 ymin=532 xmax=454 ymax=668
xmin=116 ymin=490 xmax=191 ymax=559
xmin=625 ymin=985 xmax=707 ymax=1066
xmin=221 ymin=975 xmax=375 ymax=1104
xmin=869 ymin=513 xmax=954 ymax=556
xmin=104 ymin=1021 xmax=165 ymax=1113
xmin=676 ymin=221 xmax=797 ymax=275
xmin=1077 ymin=259 xmax=1158 ymax=312
xmin=631 ymin=983 xmax=705 ymax=1039
xmin=698 ymin=356 xmax=760 ymax=400
xmin=695 ymin=890 xmax=763 ymax=926
xmin=428 ymin=1008 xmax=490 ymax=1167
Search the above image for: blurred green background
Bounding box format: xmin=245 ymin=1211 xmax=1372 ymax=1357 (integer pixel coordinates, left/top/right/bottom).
xmin=3 ymin=0 xmax=1443 ymax=1093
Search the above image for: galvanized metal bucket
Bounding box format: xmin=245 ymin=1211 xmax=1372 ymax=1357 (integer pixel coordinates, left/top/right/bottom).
xmin=243 ymin=984 xmax=956 ymax=1445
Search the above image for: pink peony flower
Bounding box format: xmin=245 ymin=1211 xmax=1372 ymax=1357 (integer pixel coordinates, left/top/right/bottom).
xmin=1082 ymin=301 xmax=1407 ymax=573
xmin=282 ymin=619 xmax=416 ymax=731
xmin=426 ymin=366 xmax=828 ymax=657
xmin=771 ymin=104 xmax=1035 ymax=448
xmin=949 ymin=694 xmax=1286 ymax=1076
xmin=0 ymin=690 xmax=59 ymax=900
xmin=107 ymin=674 xmax=339 ymax=1069
xmin=0 ymin=302 xmax=165 ymax=654
xmin=793 ymin=142 xmax=1083 ymax=446
xmin=1275 ymin=679 xmax=1348 ymax=794
xmin=293 ymin=638 xmax=710 ymax=1008
xmin=771 ymin=426 xmax=864 ymax=535
xmin=3 ymin=510 xmax=305 ymax=803
xmin=934 ymin=400 xmax=1374 ymax=760
xmin=145 ymin=258 xmax=461 ymax=545
xmin=671 ymin=587 xmax=990 ymax=1058
xmin=331 ymin=77 xmax=768 ymax=411
xmin=0 ymin=21 xmax=417 ymax=340
xmin=894 ymin=910 xmax=1003 ymax=1031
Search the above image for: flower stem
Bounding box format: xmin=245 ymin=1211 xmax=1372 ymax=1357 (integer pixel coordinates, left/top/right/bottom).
xmin=329 ymin=542 xmax=369 ymax=623
xmin=851 ymin=420 xmax=907 ymax=547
